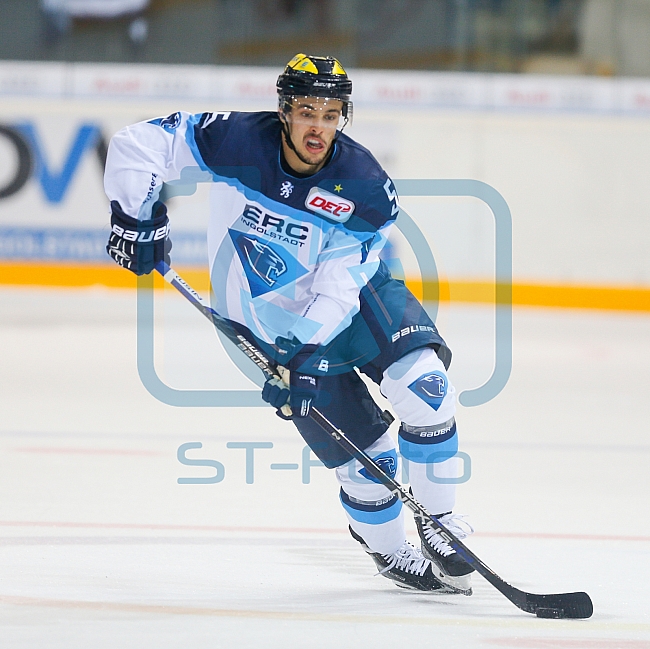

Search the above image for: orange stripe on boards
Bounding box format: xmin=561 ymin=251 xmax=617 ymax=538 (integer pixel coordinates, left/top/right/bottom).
xmin=1 ymin=263 xmax=650 ymax=312
xmin=510 ymin=282 xmax=650 ymax=312
xmin=412 ymin=279 xmax=650 ymax=312
xmin=0 ymin=262 xmax=211 ymax=291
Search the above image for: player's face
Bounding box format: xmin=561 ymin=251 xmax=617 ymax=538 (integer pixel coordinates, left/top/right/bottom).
xmin=282 ymin=97 xmax=344 ymax=172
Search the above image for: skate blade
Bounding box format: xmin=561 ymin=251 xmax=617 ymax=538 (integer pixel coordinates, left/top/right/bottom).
xmin=430 ymin=568 xmax=473 ymax=596
xmin=393 ymin=582 xmax=472 ymax=595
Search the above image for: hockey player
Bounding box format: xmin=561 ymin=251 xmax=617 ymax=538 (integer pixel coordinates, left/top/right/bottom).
xmin=104 ymin=53 xmax=474 ymax=593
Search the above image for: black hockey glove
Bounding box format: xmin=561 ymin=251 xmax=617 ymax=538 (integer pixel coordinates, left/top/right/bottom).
xmin=106 ymin=200 xmax=171 ymax=276
xmin=261 ymin=337 xmax=321 ymax=419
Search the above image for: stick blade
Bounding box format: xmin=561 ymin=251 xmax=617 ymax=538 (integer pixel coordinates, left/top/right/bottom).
xmin=525 ymin=592 xmax=593 ymax=619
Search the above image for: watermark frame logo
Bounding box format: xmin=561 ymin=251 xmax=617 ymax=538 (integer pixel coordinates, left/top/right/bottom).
xmin=136 ymin=179 xmax=512 ymax=409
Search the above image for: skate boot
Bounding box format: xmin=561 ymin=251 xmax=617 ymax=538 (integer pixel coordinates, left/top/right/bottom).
xmin=349 ymin=526 xmax=459 ymax=593
xmin=415 ymin=512 xmax=475 ymax=595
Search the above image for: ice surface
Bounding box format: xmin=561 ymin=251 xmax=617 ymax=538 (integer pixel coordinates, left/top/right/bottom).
xmin=0 ymin=286 xmax=648 ymax=648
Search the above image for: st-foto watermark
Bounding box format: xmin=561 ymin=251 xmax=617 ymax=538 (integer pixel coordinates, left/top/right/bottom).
xmin=177 ymin=441 xmax=471 ymax=485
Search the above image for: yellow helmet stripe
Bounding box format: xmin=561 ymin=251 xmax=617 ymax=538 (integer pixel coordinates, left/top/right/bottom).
xmin=331 ymin=59 xmax=347 ymax=76
xmin=287 ymin=53 xmax=306 ymax=68
xmin=287 ymin=53 xmax=319 ymax=75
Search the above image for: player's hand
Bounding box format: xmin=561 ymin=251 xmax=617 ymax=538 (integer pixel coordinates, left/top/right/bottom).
xmin=261 ymin=337 xmax=321 ymax=419
xmin=280 ymin=337 xmax=321 ymax=418
xmin=106 ymin=200 xmax=171 ymax=275
xmin=289 ymin=369 xmax=319 ymax=418
xmin=261 ymin=375 xmax=291 ymax=419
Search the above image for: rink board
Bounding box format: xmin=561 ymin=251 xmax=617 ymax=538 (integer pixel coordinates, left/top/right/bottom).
xmin=1 ymin=62 xmax=650 ymax=309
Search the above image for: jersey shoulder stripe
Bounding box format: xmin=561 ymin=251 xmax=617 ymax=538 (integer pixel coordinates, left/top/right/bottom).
xmin=186 ymin=110 xmax=398 ymax=235
xmin=329 ymin=134 xmax=399 ymax=232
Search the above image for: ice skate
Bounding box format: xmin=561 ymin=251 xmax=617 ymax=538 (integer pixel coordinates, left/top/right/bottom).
xmin=415 ymin=512 xmax=475 ymax=595
xmin=349 ymin=526 xmax=462 ymax=593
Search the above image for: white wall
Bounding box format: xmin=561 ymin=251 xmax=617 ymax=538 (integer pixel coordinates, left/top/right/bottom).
xmin=373 ymin=109 xmax=650 ymax=286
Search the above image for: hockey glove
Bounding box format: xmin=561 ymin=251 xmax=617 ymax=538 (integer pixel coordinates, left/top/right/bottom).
xmin=261 ymin=376 xmax=291 ymax=418
xmin=106 ymin=200 xmax=171 ymax=276
xmin=289 ymin=367 xmax=319 ymax=418
xmin=261 ymin=337 xmax=321 ymax=419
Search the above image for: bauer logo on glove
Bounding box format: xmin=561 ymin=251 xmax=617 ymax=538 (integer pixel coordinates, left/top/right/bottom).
xmin=110 ymin=222 xmax=169 ymax=242
xmin=106 ymin=200 xmax=172 ymax=276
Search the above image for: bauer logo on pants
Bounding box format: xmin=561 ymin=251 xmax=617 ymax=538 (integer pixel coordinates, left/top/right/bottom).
xmin=305 ymin=187 xmax=355 ymax=223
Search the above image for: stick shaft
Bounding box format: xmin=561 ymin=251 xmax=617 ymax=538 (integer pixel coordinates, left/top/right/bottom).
xmin=153 ymin=261 xmax=592 ymax=618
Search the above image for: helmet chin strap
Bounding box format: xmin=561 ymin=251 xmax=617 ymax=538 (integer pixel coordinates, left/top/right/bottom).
xmin=280 ymin=117 xmax=309 ymax=164
xmin=279 ymin=115 xmax=327 ymax=169
xmin=279 ymin=109 xmax=347 ymax=171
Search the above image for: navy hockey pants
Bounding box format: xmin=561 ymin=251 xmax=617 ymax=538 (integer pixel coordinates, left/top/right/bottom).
xmin=249 ymin=262 xmax=452 ymax=468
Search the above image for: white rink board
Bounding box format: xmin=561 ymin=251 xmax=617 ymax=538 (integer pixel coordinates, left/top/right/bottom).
xmin=0 ymin=286 xmax=648 ymax=647
xmin=1 ymin=63 xmax=650 ymax=286
xmin=3 ymin=61 xmax=650 ymax=113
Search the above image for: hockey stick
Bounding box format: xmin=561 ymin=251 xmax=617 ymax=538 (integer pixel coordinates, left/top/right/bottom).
xmin=154 ymin=261 xmax=593 ymax=619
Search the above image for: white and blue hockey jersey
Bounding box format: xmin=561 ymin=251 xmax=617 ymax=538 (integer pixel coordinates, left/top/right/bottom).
xmin=104 ymin=111 xmax=399 ymax=346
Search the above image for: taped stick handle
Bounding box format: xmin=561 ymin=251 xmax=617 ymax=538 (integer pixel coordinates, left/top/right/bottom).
xmin=276 ymin=366 xmax=293 ymax=418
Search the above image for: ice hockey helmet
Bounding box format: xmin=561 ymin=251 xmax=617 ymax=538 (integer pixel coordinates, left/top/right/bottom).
xmin=277 ymin=53 xmax=352 ymax=119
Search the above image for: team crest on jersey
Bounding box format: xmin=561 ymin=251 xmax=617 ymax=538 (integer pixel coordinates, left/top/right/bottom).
xmin=305 ymin=187 xmax=354 ymax=223
xmin=408 ymin=371 xmax=447 ymax=411
xmin=149 ymin=112 xmax=181 ymax=133
xmin=230 ymin=230 xmax=309 ymax=298
xmin=280 ymin=181 xmax=294 ymax=198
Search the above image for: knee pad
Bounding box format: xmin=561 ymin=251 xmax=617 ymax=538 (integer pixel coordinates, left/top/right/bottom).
xmin=380 ymin=347 xmax=456 ymax=427
xmin=336 ymin=433 xmax=403 ymax=528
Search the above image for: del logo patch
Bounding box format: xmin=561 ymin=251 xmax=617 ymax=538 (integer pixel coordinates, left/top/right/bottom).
xmin=230 ymin=230 xmax=308 ymax=298
xmin=305 ymin=187 xmax=354 ymax=223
